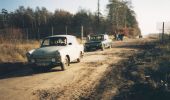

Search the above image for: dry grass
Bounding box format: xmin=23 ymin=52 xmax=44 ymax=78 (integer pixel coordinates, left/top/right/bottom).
xmin=0 ymin=28 xmax=40 ymax=62
xmin=0 ymin=41 xmax=39 ymax=62
xmin=113 ymin=39 xmax=170 ymax=100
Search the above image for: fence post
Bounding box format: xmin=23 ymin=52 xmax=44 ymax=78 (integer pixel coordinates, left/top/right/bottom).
xmin=26 ymin=28 xmax=29 ymax=42
xmin=38 ymin=27 xmax=40 ymax=40
xmin=51 ymin=26 xmax=54 ymax=36
xmin=65 ymin=26 xmax=68 ymax=35
xmin=81 ymin=25 xmax=84 ymax=43
xmin=162 ymin=22 xmax=165 ymax=43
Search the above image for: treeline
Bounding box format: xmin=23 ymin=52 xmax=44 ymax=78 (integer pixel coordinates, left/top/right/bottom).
xmin=107 ymin=0 xmax=141 ymax=37
xmin=0 ymin=0 xmax=141 ymax=40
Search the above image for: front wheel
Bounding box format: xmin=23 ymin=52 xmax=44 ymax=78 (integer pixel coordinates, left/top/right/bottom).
xmin=80 ymin=52 xmax=83 ymax=58
xmin=61 ymin=57 xmax=69 ymax=71
xmin=76 ymin=52 xmax=82 ymax=63
xmin=101 ymin=44 xmax=105 ymax=51
xmin=109 ymin=44 xmax=112 ymax=49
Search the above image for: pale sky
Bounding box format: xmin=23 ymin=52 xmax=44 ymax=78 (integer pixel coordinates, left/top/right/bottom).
xmin=0 ymin=0 xmax=170 ymax=35
xmin=133 ymin=0 xmax=170 ymax=35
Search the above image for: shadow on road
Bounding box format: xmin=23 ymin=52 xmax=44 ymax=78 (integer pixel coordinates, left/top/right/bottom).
xmin=0 ymin=62 xmax=62 ymax=79
xmin=83 ymin=40 xmax=159 ymax=99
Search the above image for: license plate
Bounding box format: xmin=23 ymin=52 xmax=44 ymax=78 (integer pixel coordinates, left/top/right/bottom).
xmin=36 ymin=63 xmax=49 ymax=66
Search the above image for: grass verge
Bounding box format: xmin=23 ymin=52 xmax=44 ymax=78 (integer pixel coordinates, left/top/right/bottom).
xmin=113 ymin=40 xmax=170 ymax=100
xmin=0 ymin=41 xmax=39 ymax=62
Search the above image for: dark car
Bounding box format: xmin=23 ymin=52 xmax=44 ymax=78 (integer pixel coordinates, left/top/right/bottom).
xmin=85 ymin=34 xmax=112 ymax=51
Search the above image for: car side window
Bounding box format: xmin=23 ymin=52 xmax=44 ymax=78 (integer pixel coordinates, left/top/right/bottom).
xmin=42 ymin=39 xmax=50 ymax=47
xmin=41 ymin=37 xmax=67 ymax=47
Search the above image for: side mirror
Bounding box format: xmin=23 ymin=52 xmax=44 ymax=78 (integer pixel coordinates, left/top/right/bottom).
xmin=68 ymin=43 xmax=72 ymax=45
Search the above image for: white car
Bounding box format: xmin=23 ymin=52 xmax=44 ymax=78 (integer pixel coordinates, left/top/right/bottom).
xmin=26 ymin=35 xmax=84 ymax=71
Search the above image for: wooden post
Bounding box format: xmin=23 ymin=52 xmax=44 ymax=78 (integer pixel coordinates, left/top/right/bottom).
xmin=26 ymin=28 xmax=29 ymax=42
xmin=81 ymin=25 xmax=84 ymax=43
xmin=38 ymin=27 xmax=40 ymax=40
xmin=162 ymin=22 xmax=165 ymax=43
xmin=65 ymin=26 xmax=68 ymax=35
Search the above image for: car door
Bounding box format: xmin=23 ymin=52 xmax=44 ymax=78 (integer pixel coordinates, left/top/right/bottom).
xmin=67 ymin=37 xmax=79 ymax=62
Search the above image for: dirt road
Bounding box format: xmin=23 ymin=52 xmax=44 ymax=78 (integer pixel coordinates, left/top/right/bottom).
xmin=0 ymin=38 xmax=153 ymax=100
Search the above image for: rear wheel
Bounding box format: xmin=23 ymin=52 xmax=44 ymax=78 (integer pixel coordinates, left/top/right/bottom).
xmin=109 ymin=44 xmax=112 ymax=49
xmin=80 ymin=52 xmax=83 ymax=58
xmin=101 ymin=44 xmax=105 ymax=51
xmin=61 ymin=56 xmax=69 ymax=71
xmin=77 ymin=52 xmax=83 ymax=63
xmin=77 ymin=58 xmax=80 ymax=63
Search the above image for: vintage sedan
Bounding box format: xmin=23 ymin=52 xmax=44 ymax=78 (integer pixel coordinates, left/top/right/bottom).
xmin=85 ymin=34 xmax=112 ymax=51
xmin=26 ymin=35 xmax=84 ymax=71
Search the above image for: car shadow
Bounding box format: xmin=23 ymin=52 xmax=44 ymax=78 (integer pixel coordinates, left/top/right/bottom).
xmin=0 ymin=62 xmax=62 ymax=79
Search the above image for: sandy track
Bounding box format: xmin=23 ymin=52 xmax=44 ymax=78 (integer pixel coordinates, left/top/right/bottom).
xmin=0 ymin=39 xmax=151 ymax=100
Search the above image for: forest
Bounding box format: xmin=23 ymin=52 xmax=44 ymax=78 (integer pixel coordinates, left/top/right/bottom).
xmin=0 ymin=0 xmax=141 ymax=41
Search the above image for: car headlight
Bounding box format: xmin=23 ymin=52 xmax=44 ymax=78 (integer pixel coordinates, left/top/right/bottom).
xmin=55 ymin=51 xmax=60 ymax=56
xmin=97 ymin=43 xmax=102 ymax=46
xmin=55 ymin=51 xmax=61 ymax=61
xmin=26 ymin=52 xmax=31 ymax=58
xmin=26 ymin=49 xmax=35 ymax=59
xmin=85 ymin=44 xmax=89 ymax=47
xmin=51 ymin=58 xmax=56 ymax=62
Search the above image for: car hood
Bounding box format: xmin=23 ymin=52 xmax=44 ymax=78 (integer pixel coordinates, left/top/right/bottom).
xmin=32 ymin=46 xmax=64 ymax=57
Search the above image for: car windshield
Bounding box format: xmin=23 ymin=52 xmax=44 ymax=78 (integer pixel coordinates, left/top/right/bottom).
xmin=90 ymin=35 xmax=104 ymax=41
xmin=41 ymin=37 xmax=67 ymax=47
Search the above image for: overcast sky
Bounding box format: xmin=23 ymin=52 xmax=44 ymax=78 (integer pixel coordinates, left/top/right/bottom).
xmin=0 ymin=0 xmax=170 ymax=35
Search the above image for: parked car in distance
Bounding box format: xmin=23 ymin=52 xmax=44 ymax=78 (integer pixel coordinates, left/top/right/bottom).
xmin=26 ymin=35 xmax=84 ymax=71
xmin=85 ymin=34 xmax=112 ymax=51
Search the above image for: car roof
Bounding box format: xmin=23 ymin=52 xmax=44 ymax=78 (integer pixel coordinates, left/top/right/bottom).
xmin=46 ymin=35 xmax=76 ymax=38
xmin=90 ymin=34 xmax=107 ymax=36
xmin=44 ymin=35 xmax=78 ymax=43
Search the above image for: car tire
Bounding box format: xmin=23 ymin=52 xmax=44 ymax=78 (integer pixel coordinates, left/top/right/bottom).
xmin=80 ymin=51 xmax=83 ymax=58
xmin=85 ymin=48 xmax=89 ymax=52
xmin=77 ymin=58 xmax=80 ymax=63
xmin=109 ymin=44 xmax=112 ymax=49
xmin=101 ymin=44 xmax=105 ymax=51
xmin=61 ymin=56 xmax=69 ymax=71
xmin=77 ymin=52 xmax=83 ymax=63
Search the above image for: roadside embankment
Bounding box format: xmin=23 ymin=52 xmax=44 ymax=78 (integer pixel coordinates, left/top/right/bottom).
xmin=0 ymin=41 xmax=39 ymax=75
xmin=113 ymin=40 xmax=170 ymax=100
